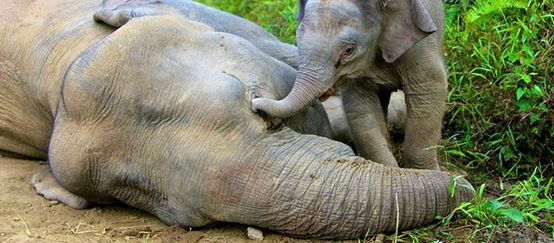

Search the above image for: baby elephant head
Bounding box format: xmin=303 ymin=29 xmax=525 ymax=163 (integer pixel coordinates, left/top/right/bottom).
xmin=252 ymin=0 xmax=438 ymax=118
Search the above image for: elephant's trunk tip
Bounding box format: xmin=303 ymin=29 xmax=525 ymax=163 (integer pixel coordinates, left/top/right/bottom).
xmin=451 ymin=176 xmax=476 ymax=205
xmin=251 ymin=97 xmax=302 ymax=118
xmin=251 ymin=97 xmax=270 ymax=112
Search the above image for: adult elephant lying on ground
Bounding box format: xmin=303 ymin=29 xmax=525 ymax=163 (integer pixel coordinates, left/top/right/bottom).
xmin=0 ymin=0 xmax=474 ymax=239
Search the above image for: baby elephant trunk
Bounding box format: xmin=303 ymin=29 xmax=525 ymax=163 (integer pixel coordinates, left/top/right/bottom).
xmin=252 ymin=64 xmax=334 ymax=118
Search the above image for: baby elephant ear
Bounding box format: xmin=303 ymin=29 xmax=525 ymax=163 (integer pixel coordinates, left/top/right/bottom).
xmin=297 ymin=0 xmax=308 ymax=21
xmin=379 ymin=0 xmax=437 ymax=63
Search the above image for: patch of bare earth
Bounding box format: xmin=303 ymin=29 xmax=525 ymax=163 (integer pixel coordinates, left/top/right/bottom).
xmin=487 ymin=224 xmax=553 ymax=243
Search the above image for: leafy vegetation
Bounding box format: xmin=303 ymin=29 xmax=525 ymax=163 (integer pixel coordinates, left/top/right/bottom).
xmin=442 ymin=0 xmax=553 ymax=179
xmin=199 ymin=0 xmax=553 ymax=241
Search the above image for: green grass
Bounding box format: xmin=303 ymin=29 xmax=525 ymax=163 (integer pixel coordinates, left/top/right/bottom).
xmin=443 ymin=0 xmax=553 ymax=178
xmin=198 ymin=0 xmax=553 ymax=241
xmin=198 ymin=0 xmax=299 ymax=43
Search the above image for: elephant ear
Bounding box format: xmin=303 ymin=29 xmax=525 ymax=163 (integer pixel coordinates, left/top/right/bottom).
xmin=378 ymin=0 xmax=437 ymax=63
xmin=297 ymin=0 xmax=308 ymax=21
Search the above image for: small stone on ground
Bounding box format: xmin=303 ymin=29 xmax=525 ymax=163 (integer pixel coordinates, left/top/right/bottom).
xmin=247 ymin=227 xmax=263 ymax=241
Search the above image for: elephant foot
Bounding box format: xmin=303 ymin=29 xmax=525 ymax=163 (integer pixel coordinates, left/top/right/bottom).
xmin=31 ymin=169 xmax=91 ymax=209
xmin=94 ymin=7 xmax=155 ymax=27
xmin=94 ymin=1 xmax=179 ymax=28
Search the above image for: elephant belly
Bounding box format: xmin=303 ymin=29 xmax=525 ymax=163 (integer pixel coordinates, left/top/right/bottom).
xmin=0 ymin=54 xmax=54 ymax=158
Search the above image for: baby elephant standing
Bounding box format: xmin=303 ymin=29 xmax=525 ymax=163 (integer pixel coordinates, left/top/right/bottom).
xmin=253 ymin=0 xmax=447 ymax=170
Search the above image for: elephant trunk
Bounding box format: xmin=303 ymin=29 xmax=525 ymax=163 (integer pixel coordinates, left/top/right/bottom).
xmin=252 ymin=56 xmax=334 ymax=118
xmin=217 ymin=129 xmax=475 ymax=239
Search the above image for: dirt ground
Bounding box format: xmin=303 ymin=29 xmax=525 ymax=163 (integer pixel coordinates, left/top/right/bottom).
xmin=0 ymin=157 xmax=360 ymax=243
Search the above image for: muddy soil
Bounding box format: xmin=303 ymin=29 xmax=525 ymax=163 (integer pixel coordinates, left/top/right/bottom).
xmin=0 ymin=157 xmax=361 ymax=243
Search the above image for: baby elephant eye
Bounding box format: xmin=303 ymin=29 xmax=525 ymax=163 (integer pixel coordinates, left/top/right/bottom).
xmin=341 ymin=45 xmax=355 ymax=58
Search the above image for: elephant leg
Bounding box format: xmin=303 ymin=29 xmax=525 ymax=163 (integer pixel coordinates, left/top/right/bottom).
xmin=386 ymin=91 xmax=407 ymax=133
xmin=94 ymin=2 xmax=178 ymax=27
xmin=342 ymin=81 xmax=398 ymax=167
xmin=400 ymin=49 xmax=448 ymax=170
xmin=32 ymin=168 xmax=91 ymax=209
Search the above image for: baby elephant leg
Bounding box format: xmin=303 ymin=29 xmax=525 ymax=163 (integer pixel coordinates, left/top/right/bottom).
xmin=342 ymin=82 xmax=399 ymax=168
xmin=31 ymin=169 xmax=91 ymax=209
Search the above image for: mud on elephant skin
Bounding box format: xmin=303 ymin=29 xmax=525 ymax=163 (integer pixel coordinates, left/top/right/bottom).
xmin=252 ymin=0 xmax=448 ymax=170
xmin=93 ymin=0 xmax=299 ymax=68
xmin=0 ymin=1 xmax=473 ymax=239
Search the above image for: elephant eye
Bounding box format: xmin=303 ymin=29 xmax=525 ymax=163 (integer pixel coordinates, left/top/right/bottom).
xmin=341 ymin=45 xmax=355 ymax=58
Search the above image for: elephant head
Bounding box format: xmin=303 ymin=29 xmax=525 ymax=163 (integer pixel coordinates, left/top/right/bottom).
xmin=252 ymin=0 xmax=439 ymax=117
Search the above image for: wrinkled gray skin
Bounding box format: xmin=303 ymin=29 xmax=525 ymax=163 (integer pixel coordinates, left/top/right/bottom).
xmin=0 ymin=1 xmax=474 ymax=239
xmin=93 ymin=0 xmax=299 ymax=68
xmin=252 ymin=0 xmax=447 ymax=170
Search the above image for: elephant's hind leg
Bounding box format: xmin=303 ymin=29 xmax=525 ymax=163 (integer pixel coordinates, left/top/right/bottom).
xmin=31 ymin=168 xmax=91 ymax=209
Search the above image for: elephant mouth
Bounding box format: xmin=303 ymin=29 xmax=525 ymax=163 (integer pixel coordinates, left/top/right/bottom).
xmin=318 ymin=86 xmax=337 ymax=102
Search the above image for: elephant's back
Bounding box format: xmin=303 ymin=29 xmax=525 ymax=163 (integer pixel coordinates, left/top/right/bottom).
xmin=0 ymin=0 xmax=113 ymax=158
